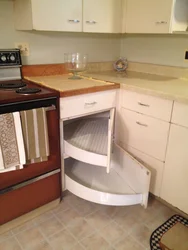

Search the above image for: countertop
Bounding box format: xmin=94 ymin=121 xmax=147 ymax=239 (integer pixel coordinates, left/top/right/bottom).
xmin=82 ymin=71 xmax=188 ymax=104
xmin=25 ymin=75 xmax=120 ymax=97
xmin=25 ymin=70 xmax=188 ymax=103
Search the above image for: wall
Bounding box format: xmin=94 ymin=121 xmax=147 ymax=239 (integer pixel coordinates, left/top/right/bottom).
xmin=1 ymin=1 xmax=188 ymax=67
xmin=0 ymin=1 xmax=121 ymax=65
xmin=121 ymin=34 xmax=188 ymax=68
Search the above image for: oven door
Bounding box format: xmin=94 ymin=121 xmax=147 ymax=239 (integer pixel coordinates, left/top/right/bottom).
xmin=0 ymin=97 xmax=61 ymax=192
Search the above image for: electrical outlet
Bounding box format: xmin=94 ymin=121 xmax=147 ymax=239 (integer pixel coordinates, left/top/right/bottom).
xmin=15 ymin=43 xmax=30 ymax=56
xmin=185 ymin=51 xmax=188 ymax=60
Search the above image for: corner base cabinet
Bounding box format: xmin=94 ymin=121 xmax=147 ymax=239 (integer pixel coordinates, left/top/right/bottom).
xmin=60 ymin=90 xmax=151 ymax=208
xmin=161 ymin=124 xmax=188 ymax=214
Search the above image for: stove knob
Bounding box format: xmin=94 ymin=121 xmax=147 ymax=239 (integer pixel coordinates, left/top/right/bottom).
xmin=1 ymin=55 xmax=7 ymax=62
xmin=10 ymin=54 xmax=16 ymax=62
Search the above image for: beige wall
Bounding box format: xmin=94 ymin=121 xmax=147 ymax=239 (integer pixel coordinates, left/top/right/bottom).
xmin=1 ymin=1 xmax=188 ymax=68
xmin=121 ymin=34 xmax=188 ymax=68
xmin=0 ymin=1 xmax=120 ymax=65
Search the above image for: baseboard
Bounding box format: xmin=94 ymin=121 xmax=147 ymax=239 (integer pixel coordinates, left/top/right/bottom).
xmin=0 ymin=198 xmax=60 ymax=235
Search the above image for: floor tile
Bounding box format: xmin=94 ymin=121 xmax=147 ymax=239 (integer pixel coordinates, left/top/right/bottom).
xmin=15 ymin=227 xmax=45 ymax=249
xmin=38 ymin=216 xmax=64 ymax=237
xmin=27 ymin=241 xmax=53 ymax=250
xmin=51 ymin=200 xmax=70 ymax=214
xmin=12 ymin=220 xmax=35 ymax=235
xmin=85 ymin=210 xmax=111 ymax=230
xmin=32 ymin=211 xmax=53 ymax=225
xmin=73 ymin=200 xmax=99 ymax=217
xmin=81 ymin=232 xmax=110 ymax=250
xmin=48 ymin=228 xmax=77 ymax=250
xmin=113 ymin=213 xmax=141 ymax=234
xmin=99 ymin=221 xmax=126 ymax=245
xmin=67 ymin=218 xmax=95 ymax=240
xmin=0 ymin=231 xmax=12 ymax=243
xmin=131 ymin=224 xmax=152 ymax=248
xmin=55 ymin=207 xmax=81 ymax=227
xmin=69 ymin=243 xmax=85 ymax=250
xmin=0 ymin=237 xmax=21 ymax=250
xmin=114 ymin=234 xmax=145 ymax=250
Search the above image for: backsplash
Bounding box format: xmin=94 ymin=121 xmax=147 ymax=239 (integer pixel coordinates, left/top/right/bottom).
xmin=0 ymin=1 xmax=120 ymax=65
xmin=121 ymin=34 xmax=188 ymax=68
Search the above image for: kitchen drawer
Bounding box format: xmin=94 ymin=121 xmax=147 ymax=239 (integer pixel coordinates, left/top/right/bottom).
xmin=122 ymin=90 xmax=173 ymax=122
xmin=172 ymin=102 xmax=188 ymax=128
xmin=119 ymin=143 xmax=164 ymax=197
xmin=119 ymin=108 xmax=170 ymax=161
xmin=60 ymin=90 xmax=117 ymax=119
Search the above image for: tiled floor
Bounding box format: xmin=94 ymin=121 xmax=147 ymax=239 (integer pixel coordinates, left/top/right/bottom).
xmin=0 ymin=192 xmax=176 ymax=250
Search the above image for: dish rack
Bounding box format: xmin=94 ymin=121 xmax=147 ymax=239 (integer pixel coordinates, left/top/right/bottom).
xmin=62 ymin=108 xmax=151 ymax=208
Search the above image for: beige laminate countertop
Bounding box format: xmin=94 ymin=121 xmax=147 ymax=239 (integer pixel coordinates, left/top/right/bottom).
xmin=25 ymin=75 xmax=120 ymax=97
xmin=82 ymin=71 xmax=188 ymax=104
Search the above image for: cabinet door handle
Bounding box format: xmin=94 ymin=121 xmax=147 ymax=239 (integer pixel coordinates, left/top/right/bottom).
xmin=68 ymin=19 xmax=80 ymax=23
xmin=85 ymin=101 xmax=97 ymax=105
xmin=155 ymin=21 xmax=167 ymax=24
xmin=86 ymin=20 xmax=97 ymax=24
xmin=136 ymin=121 xmax=148 ymax=127
xmin=138 ymin=102 xmax=150 ymax=107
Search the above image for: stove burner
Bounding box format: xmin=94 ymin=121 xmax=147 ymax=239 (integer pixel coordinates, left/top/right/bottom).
xmin=16 ymin=87 xmax=41 ymax=95
xmin=0 ymin=82 xmax=27 ymax=89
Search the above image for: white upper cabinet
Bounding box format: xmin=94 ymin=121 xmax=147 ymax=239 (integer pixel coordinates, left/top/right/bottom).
xmin=14 ymin=0 xmax=82 ymax=32
xmin=123 ymin=0 xmax=173 ymax=33
xmin=83 ymin=0 xmax=122 ymax=33
xmin=14 ymin=0 xmax=122 ymax=33
xmin=123 ymin=0 xmax=188 ymax=33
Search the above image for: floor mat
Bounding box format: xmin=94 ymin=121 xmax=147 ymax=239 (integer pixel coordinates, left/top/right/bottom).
xmin=150 ymin=214 xmax=188 ymax=250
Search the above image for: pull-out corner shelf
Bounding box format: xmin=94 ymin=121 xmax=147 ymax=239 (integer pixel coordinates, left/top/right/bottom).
xmin=64 ymin=117 xmax=151 ymax=208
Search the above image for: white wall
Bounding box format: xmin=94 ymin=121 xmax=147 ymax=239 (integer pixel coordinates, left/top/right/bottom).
xmin=0 ymin=1 xmax=121 ymax=65
xmin=121 ymin=34 xmax=188 ymax=67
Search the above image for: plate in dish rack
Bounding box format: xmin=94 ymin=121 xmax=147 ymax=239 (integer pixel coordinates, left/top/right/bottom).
xmin=113 ymin=57 xmax=128 ymax=72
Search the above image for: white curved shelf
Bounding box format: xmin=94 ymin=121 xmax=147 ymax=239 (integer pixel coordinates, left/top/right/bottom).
xmin=64 ymin=118 xmax=108 ymax=167
xmin=65 ymin=144 xmax=151 ymax=207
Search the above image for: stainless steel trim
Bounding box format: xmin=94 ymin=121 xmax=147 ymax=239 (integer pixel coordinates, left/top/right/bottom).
xmin=155 ymin=21 xmax=167 ymax=24
xmin=85 ymin=102 xmax=97 ymax=105
xmin=45 ymin=105 xmax=56 ymax=111
xmin=86 ymin=20 xmax=97 ymax=24
xmin=136 ymin=121 xmax=148 ymax=127
xmin=0 ymin=169 xmax=60 ymax=195
xmin=138 ymin=102 xmax=150 ymax=107
xmin=68 ymin=19 xmax=80 ymax=23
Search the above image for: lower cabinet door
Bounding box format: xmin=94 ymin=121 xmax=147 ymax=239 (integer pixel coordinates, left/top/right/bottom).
xmin=161 ymin=124 xmax=188 ymax=214
xmin=119 ymin=143 xmax=164 ymax=197
xmin=118 ymin=108 xmax=170 ymax=161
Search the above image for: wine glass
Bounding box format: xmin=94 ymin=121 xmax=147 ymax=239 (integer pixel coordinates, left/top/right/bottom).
xmin=64 ymin=53 xmax=88 ymax=80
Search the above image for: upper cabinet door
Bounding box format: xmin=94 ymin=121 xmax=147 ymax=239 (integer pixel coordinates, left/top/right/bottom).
xmin=83 ymin=0 xmax=122 ymax=33
xmin=123 ymin=0 xmax=173 ymax=33
xmin=14 ymin=0 xmax=82 ymax=32
xmin=32 ymin=0 xmax=82 ymax=32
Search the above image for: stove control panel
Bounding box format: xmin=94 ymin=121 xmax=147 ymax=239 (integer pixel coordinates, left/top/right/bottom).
xmin=0 ymin=49 xmax=22 ymax=67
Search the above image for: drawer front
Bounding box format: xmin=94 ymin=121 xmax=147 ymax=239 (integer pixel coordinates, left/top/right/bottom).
xmin=172 ymin=102 xmax=188 ymax=127
xmin=119 ymin=108 xmax=170 ymax=161
xmin=122 ymin=90 xmax=173 ymax=121
xmin=60 ymin=90 xmax=117 ymax=119
xmin=119 ymin=143 xmax=164 ymax=196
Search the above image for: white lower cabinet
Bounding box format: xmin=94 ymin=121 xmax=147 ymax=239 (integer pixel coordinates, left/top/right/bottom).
xmin=119 ymin=143 xmax=164 ymax=197
xmin=118 ymin=108 xmax=170 ymax=161
xmin=61 ymin=92 xmax=151 ymax=208
xmin=160 ymin=124 xmax=188 ymax=214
